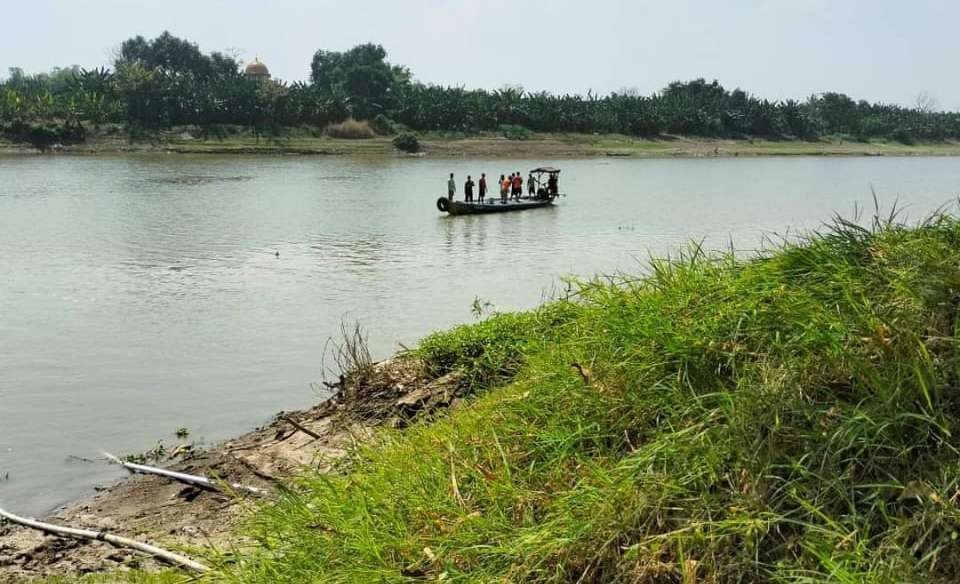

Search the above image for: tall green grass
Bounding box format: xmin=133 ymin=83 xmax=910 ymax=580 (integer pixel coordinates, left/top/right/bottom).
xmin=212 ymin=209 xmax=960 ymax=583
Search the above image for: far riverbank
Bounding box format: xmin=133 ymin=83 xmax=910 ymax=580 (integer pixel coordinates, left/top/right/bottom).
xmin=4 ymin=128 xmax=960 ymax=158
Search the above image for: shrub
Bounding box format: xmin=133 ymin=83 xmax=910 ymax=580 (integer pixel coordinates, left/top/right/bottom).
xmin=892 ymin=126 xmax=916 ymax=145
xmin=2 ymin=120 xmax=85 ymax=151
xmin=498 ymin=123 xmax=532 ymax=140
xmin=370 ymin=114 xmax=396 ymax=135
xmin=392 ymin=132 xmax=420 ymax=153
xmin=324 ymin=118 xmax=375 ymax=139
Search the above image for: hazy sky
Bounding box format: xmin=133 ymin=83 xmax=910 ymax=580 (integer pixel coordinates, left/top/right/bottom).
xmin=3 ymin=0 xmax=958 ymax=109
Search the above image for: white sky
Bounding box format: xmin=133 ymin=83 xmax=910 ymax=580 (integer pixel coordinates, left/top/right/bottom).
xmin=3 ymin=0 xmax=958 ymax=109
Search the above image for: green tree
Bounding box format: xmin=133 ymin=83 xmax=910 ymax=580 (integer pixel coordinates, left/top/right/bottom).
xmin=813 ymin=92 xmax=860 ymax=135
xmin=309 ymin=43 xmax=409 ymax=119
xmin=113 ymin=31 xmax=243 ymax=126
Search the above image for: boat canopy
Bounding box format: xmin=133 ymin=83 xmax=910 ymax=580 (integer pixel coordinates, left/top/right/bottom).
xmin=530 ymin=166 xmax=561 ymax=174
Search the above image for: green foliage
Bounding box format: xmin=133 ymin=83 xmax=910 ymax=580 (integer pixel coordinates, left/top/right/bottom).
xmin=122 ymin=441 xmax=167 ymax=464
xmin=416 ymin=304 xmax=575 ymax=386
xmin=1 ymin=119 xmax=85 ymax=150
xmin=370 ymin=113 xmax=397 ymax=135
xmin=498 ymin=123 xmax=532 ymax=140
xmin=391 ymin=131 xmax=420 ymax=153
xmin=220 ymin=208 xmax=960 ymax=583
xmin=893 ymin=126 xmax=916 ymax=145
xmin=3 ymin=39 xmax=960 ymax=143
xmin=310 ymin=43 xmax=410 ymax=120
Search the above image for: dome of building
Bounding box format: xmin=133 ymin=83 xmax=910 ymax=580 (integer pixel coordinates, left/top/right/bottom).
xmin=244 ymin=58 xmax=271 ymax=80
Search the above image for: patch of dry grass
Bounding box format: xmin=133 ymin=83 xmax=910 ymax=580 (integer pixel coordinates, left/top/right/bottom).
xmin=324 ymin=118 xmax=376 ymax=139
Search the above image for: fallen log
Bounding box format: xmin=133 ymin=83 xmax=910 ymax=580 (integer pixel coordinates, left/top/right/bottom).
xmin=0 ymin=506 xmax=209 ymax=573
xmin=102 ymin=452 xmax=266 ymax=497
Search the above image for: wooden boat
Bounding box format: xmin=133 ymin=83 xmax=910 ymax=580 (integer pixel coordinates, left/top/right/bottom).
xmin=438 ymin=197 xmax=555 ymax=215
xmin=437 ymin=167 xmax=564 ymax=216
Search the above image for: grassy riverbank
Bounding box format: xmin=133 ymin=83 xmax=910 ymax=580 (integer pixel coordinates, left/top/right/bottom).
xmin=219 ymin=210 xmax=960 ymax=583
xmin=4 ymin=126 xmax=960 ymax=158
xmin=28 ymin=207 xmax=960 ymax=583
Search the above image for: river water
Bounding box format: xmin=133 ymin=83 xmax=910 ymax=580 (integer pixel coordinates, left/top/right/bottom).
xmin=1 ymin=154 xmax=959 ymax=515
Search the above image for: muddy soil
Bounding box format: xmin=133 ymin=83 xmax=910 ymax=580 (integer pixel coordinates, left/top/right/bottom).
xmin=0 ymin=355 xmax=463 ymax=580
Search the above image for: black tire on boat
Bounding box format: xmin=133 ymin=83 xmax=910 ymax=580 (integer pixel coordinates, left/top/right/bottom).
xmin=436 ymin=197 xmax=450 ymax=212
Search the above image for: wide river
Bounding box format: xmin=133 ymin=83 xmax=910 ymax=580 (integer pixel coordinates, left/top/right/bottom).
xmin=2 ymin=154 xmax=960 ymax=515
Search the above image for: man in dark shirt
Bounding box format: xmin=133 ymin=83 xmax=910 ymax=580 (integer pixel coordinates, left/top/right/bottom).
xmin=464 ymin=175 xmax=475 ymax=202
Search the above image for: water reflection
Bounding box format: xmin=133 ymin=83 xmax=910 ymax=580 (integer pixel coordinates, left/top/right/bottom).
xmin=436 ymin=204 xmax=560 ymax=256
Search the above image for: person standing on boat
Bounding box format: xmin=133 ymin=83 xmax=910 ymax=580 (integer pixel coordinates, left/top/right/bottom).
xmin=548 ymin=173 xmax=558 ymax=196
xmin=464 ymin=175 xmax=475 ymax=202
xmin=511 ymin=172 xmax=522 ymax=200
xmin=527 ymin=172 xmax=536 ymax=198
xmin=499 ymin=174 xmax=509 ymax=203
xmin=478 ymin=173 xmax=487 ymax=203
xmin=447 ymin=173 xmax=456 ymax=201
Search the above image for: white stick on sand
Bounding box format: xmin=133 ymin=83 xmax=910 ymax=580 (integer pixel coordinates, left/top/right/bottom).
xmin=102 ymin=452 xmax=265 ymax=497
xmin=0 ymin=506 xmax=209 ymax=572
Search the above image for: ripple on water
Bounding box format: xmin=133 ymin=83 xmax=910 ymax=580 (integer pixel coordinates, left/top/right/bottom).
xmin=146 ymin=175 xmax=254 ymax=186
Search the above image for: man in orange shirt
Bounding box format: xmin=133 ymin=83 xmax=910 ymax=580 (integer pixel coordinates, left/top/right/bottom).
xmin=511 ymin=173 xmax=522 ymax=200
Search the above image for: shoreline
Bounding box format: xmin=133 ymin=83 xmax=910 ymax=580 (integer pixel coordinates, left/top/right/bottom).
xmin=0 ymin=354 xmax=462 ymax=580
xmin=4 ymin=131 xmax=960 ymax=159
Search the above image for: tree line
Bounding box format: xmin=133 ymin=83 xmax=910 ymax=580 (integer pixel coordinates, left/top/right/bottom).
xmin=1 ymin=31 xmax=956 ymax=147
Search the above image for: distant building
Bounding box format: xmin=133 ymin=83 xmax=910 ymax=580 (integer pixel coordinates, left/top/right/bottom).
xmin=244 ymin=57 xmax=271 ymax=81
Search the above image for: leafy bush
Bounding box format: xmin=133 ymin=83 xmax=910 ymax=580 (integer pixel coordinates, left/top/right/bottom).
xmin=324 ymin=118 xmax=375 ymax=139
xmin=1 ymin=120 xmax=85 ymax=150
xmin=391 ymin=132 xmax=420 ymax=153
xmin=498 ymin=123 xmax=532 ymax=140
xmin=892 ymin=126 xmax=916 ymax=145
xmin=370 ymin=114 xmax=396 ymax=135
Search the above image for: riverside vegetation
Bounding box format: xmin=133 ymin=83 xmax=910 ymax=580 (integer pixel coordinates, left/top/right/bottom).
xmin=25 ymin=204 xmax=960 ymax=583
xmin=3 ymin=32 xmax=960 ymax=151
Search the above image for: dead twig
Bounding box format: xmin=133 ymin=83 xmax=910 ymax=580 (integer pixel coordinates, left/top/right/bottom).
xmin=0 ymin=506 xmax=209 ymax=573
xmin=323 ymin=319 xmax=373 ymax=384
xmin=283 ymin=415 xmax=322 ymax=440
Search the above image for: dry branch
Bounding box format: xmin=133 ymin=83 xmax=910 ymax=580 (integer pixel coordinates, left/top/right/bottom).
xmin=283 ymin=415 xmax=323 ymax=440
xmin=0 ymin=506 xmax=209 ymax=572
xmin=103 ymin=452 xmax=266 ymax=497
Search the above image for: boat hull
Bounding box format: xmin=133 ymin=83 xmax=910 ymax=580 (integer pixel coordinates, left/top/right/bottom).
xmin=443 ymin=198 xmax=556 ymax=215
